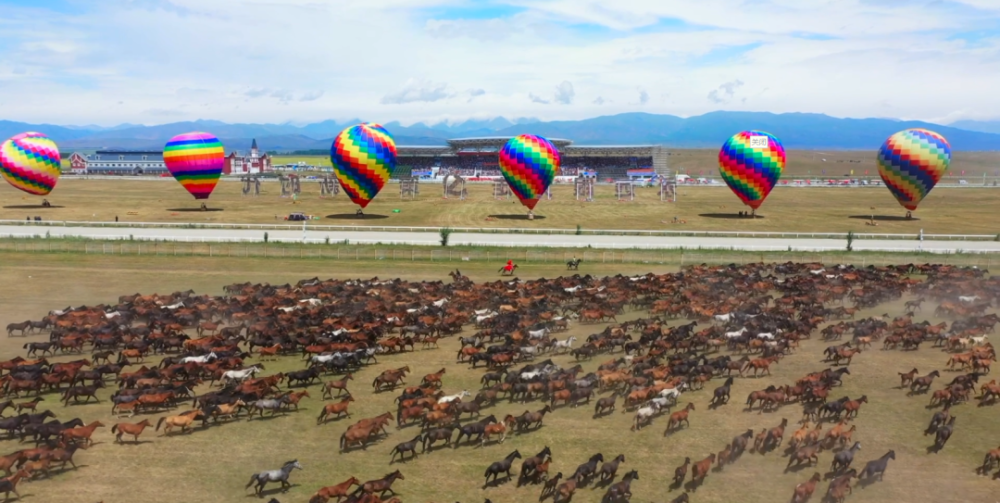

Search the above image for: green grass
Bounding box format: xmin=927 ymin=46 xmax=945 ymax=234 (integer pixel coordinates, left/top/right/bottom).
xmin=0 ymin=254 xmax=997 ymax=502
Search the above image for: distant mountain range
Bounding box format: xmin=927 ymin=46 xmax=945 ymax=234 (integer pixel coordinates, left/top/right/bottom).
xmin=3 ymin=112 xmax=1000 ymax=152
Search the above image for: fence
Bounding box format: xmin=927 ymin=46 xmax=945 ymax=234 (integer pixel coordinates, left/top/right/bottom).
xmin=1 ymin=239 xmax=997 ymax=269
xmin=2 ymin=219 xmax=997 ymax=242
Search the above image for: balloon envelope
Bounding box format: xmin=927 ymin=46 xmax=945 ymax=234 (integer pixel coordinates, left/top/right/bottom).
xmin=163 ymin=132 xmax=225 ymax=200
xmin=0 ymin=132 xmax=61 ymax=196
xmin=876 ymin=128 xmax=950 ymax=211
xmin=498 ymin=134 xmax=561 ymax=210
xmin=718 ymin=130 xmax=786 ymax=210
xmin=330 ymin=123 xmax=397 ymax=209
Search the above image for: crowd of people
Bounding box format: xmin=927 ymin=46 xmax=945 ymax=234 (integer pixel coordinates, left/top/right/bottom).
xmin=394 ymin=155 xmax=652 ymax=179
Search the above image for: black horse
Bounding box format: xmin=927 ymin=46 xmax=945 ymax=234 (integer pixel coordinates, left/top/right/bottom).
xmin=858 ymin=450 xmax=895 ymax=482
xmin=484 ymin=450 xmax=521 ymax=486
xmin=567 ymin=258 xmax=583 ymax=270
xmin=710 ymin=377 xmax=734 ymax=406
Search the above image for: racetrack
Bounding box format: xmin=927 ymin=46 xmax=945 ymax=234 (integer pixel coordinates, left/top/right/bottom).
xmin=3 ymin=224 xmax=999 ymax=253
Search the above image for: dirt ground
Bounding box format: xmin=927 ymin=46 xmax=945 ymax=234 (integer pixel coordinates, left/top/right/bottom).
xmin=0 ymin=254 xmax=997 ymax=503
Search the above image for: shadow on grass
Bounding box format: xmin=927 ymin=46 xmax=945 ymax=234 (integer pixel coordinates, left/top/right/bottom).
xmin=3 ymin=205 xmax=65 ymax=209
xmin=698 ymin=213 xmax=765 ymax=219
xmin=848 ymin=215 xmax=919 ymax=222
xmin=325 ymin=213 xmax=389 ymax=220
xmin=487 ymin=214 xmax=547 ymax=220
xmin=166 ymin=208 xmax=224 ymax=212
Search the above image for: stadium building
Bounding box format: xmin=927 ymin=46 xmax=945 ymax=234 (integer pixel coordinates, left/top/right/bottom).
xmin=394 ymin=137 xmax=668 ymax=182
xmin=69 ymin=150 xmax=169 ymax=175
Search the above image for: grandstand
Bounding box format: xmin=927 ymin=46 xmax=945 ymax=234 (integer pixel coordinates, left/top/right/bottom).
xmin=395 ymin=137 xmax=668 ymax=181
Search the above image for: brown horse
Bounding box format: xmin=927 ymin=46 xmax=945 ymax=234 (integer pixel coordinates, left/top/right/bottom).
xmin=420 ymin=368 xmax=446 ymax=388
xmin=322 ymin=374 xmax=353 ymax=399
xmin=482 ymin=415 xmax=516 ymax=446
xmin=112 ymin=419 xmax=152 ymax=443
xmin=309 ymin=476 xmax=360 ymax=503
xmin=665 ymin=403 xmax=695 ymax=434
xmin=318 ymin=395 xmax=355 ymax=424
xmin=691 ymin=453 xmax=716 ymax=487
xmin=0 ymin=469 xmax=30 ymax=500
xmin=156 ymin=411 xmax=204 ymax=435
xmin=898 ymin=368 xmax=919 ymax=388
xmin=743 ymin=357 xmax=779 ymax=377
xmin=354 ymin=470 xmax=404 ymax=499
xmin=791 ymin=472 xmax=822 ymax=503
xmin=60 ymin=421 xmax=105 ymax=446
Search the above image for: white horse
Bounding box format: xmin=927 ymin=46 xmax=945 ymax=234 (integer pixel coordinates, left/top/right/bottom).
xmin=960 ymin=295 xmax=981 ymax=303
xmin=433 ymin=298 xmax=449 ymax=307
xmin=474 ymin=309 xmax=493 ymax=316
xmin=725 ymin=328 xmax=748 ymax=339
xmin=181 ymin=352 xmax=217 ymax=364
xmin=104 ymin=311 xmax=123 ymax=320
xmin=564 ymin=285 xmax=583 ymax=293
xmin=311 ymin=353 xmax=342 ymax=365
xmin=658 ymin=388 xmax=682 ymax=402
xmin=519 ymin=346 xmax=540 ymax=359
xmin=631 ymin=401 xmax=662 ymax=431
xmin=552 ymin=336 xmax=577 ymax=354
xmin=223 ymin=366 xmax=262 ymax=383
xmin=245 ymin=460 xmax=303 ymax=496
xmin=971 ymin=334 xmax=990 ymax=346
xmin=809 ymin=269 xmax=825 ymax=276
xmin=438 ymin=390 xmax=470 ymax=404
xmin=756 ymin=332 xmax=775 ymax=340
xmin=528 ymin=328 xmax=550 ymax=339
xmin=276 ymin=306 xmax=300 ymax=313
xmin=298 ymin=298 xmax=322 ymax=306
xmin=713 ymin=313 xmax=732 ymax=324
xmin=162 ymin=302 xmax=185 ymax=310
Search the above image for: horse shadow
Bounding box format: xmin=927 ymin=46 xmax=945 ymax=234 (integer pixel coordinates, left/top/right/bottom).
xmin=119 ymin=440 xmax=153 ymax=445
xmin=668 ymin=479 xmax=683 ymax=491
xmin=707 ymin=400 xmax=728 ymax=411
xmin=683 ymin=478 xmax=705 ymax=492
xmin=823 ymin=470 xmax=842 ymax=481
xmin=246 ymin=483 xmax=299 ymax=498
xmin=855 ymin=476 xmax=880 ymax=489
xmin=589 ymin=476 xmax=616 ymax=490
xmin=483 ymin=474 xmax=515 ymax=489
xmin=784 ymin=462 xmax=816 ymax=474
xmin=926 ymin=443 xmax=945 ymax=454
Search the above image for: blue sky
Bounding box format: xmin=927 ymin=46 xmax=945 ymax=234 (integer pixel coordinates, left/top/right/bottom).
xmin=0 ymin=0 xmax=998 ymax=126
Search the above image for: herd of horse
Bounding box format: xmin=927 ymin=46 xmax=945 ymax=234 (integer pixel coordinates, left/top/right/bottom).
xmin=0 ymin=262 xmax=998 ymax=502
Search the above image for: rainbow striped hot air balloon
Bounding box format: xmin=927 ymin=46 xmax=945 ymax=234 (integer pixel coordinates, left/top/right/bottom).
xmin=163 ymin=132 xmax=225 ymax=200
xmin=876 ymin=129 xmax=951 ymax=211
xmin=498 ymin=134 xmax=561 ymax=211
xmin=330 ymin=123 xmax=397 ymax=209
xmin=718 ymin=131 xmax=786 ymax=211
xmin=0 ymin=132 xmax=61 ymax=196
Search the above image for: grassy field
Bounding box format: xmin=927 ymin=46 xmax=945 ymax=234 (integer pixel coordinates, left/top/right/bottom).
xmin=0 ymin=253 xmax=998 ymax=503
xmin=3 ymin=176 xmax=999 ymax=235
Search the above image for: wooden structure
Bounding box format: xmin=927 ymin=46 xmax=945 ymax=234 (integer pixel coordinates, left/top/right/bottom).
xmin=615 ymin=180 xmax=635 ymax=201
xmin=443 ymin=174 xmax=467 ymax=200
xmin=493 ymin=181 xmax=511 ymax=200
xmin=399 ymin=178 xmax=419 ymax=199
xmin=659 ymin=178 xmax=675 ymax=202
xmin=278 ymin=174 xmax=301 ymax=197
xmin=575 ymin=176 xmax=594 ymax=201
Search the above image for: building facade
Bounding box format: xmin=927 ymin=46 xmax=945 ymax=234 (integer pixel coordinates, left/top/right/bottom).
xmin=224 ymin=139 xmax=272 ymax=175
xmin=74 ymin=150 xmax=169 ymax=175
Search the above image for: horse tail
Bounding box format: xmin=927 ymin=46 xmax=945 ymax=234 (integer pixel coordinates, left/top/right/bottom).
xmin=245 ymin=474 xmax=258 ymax=490
xmin=339 ymin=432 xmax=347 ymax=450
xmin=317 ymin=408 xmax=326 ymax=422
xmin=111 ymin=425 xmax=119 ymax=435
xmin=156 ymin=417 xmax=166 ymax=432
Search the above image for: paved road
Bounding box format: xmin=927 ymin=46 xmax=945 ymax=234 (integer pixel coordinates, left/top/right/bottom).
xmin=2 ymin=224 xmax=998 ymax=253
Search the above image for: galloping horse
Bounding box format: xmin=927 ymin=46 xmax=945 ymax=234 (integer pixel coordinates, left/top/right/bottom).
xmin=245 ymin=459 xmax=303 ymax=497
xmin=499 ymin=262 xmax=519 ymax=276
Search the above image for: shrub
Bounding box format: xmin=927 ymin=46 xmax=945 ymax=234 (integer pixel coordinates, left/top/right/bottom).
xmin=440 ymin=227 xmax=453 ymax=247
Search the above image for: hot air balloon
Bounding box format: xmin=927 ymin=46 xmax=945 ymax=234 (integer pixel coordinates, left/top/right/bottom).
xmin=330 ymin=123 xmax=397 ymax=212
xmin=498 ymin=134 xmax=560 ymax=213
xmin=163 ymin=132 xmax=225 ymax=200
xmin=876 ymin=129 xmax=950 ymax=215
xmin=718 ymin=130 xmax=786 ymax=215
xmin=0 ymin=132 xmax=61 ymax=196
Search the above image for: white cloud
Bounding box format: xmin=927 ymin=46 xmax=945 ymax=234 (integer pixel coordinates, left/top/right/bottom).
xmin=0 ymin=0 xmax=998 ymax=124
xmin=707 ymin=79 xmax=744 ymax=104
xmin=637 ymin=88 xmax=649 ymax=105
xmin=553 ymin=81 xmax=575 ymax=105
xmin=381 ymin=78 xmax=454 ymax=104
xmin=298 ymin=90 xmax=325 ymax=102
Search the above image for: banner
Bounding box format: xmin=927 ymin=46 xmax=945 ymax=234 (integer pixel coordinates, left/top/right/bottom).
xmin=411 ymin=169 xmax=433 ymax=177
xmin=627 ymin=168 xmax=655 ymax=177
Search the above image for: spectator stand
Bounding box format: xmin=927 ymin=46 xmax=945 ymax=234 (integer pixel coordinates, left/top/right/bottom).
xmin=399 ymin=178 xmax=419 ymax=199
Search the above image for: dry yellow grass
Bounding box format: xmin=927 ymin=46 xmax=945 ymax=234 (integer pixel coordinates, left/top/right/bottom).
xmin=0 ymin=253 xmax=997 ymax=503
xmin=1 ymin=176 xmax=998 ymax=235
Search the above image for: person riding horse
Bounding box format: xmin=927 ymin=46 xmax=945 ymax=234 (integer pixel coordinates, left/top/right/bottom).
xmin=499 ymin=260 xmax=518 ymax=276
